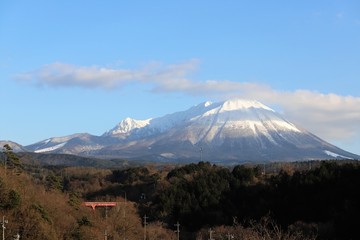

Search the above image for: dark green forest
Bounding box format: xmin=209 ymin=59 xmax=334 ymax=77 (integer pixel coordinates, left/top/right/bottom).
xmin=150 ymin=161 xmax=360 ymax=239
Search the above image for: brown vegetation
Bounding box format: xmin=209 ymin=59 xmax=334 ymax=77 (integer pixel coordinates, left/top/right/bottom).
xmin=1 ymin=147 xmax=359 ymax=239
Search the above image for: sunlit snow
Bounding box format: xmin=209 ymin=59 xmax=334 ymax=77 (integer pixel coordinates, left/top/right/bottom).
xmin=324 ymin=150 xmax=353 ymax=159
xmin=34 ymin=142 xmax=67 ymax=153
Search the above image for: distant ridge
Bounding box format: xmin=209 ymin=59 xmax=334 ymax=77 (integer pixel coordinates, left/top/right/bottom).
xmin=4 ymin=99 xmax=359 ymax=164
xmin=0 ymin=140 xmax=28 ymax=152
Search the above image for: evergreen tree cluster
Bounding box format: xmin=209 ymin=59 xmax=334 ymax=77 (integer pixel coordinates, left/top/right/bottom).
xmin=152 ymin=161 xmax=360 ymax=239
xmin=2 ymin=144 xmax=23 ymax=174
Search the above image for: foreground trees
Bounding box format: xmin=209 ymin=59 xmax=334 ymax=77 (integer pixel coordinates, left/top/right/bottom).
xmin=152 ymin=161 xmax=360 ymax=239
xmin=2 ymin=144 xmax=23 ymax=174
xmin=1 ymin=147 xmax=359 ymax=239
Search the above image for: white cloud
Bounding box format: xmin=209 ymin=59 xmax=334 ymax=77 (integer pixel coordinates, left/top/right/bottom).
xmin=260 ymin=90 xmax=360 ymax=140
xmin=15 ymin=61 xmax=360 ymax=145
xmin=15 ymin=60 xmax=199 ymax=89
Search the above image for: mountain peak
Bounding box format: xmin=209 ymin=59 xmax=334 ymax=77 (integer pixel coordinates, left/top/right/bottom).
xmin=103 ymin=117 xmax=151 ymax=136
xmin=203 ymin=101 xmax=213 ymax=107
xmin=219 ymin=98 xmax=274 ymax=112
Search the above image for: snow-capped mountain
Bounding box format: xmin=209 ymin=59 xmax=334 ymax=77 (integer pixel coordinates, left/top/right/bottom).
xmin=23 ymin=99 xmax=359 ymax=163
xmin=104 ymin=99 xmax=302 ymax=145
xmin=103 ymin=118 xmax=151 ymax=138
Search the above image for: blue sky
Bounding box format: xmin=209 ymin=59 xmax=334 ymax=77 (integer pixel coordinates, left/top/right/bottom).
xmin=1 ymin=1 xmax=360 ymax=155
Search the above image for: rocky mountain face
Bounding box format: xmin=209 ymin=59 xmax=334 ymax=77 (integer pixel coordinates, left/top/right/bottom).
xmin=13 ymin=99 xmax=360 ymax=163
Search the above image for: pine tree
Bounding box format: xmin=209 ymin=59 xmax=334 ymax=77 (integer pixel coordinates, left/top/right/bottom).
xmin=2 ymin=144 xmax=23 ymax=175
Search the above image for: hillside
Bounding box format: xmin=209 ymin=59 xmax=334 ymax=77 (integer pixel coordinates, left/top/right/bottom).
xmin=0 ymin=164 xmax=172 ymax=239
xmin=1 ymin=146 xmax=359 ymax=239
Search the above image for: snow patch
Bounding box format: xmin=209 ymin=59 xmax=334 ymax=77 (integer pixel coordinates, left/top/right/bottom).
xmin=46 ymin=134 xmax=84 ymax=143
xmin=34 ymin=142 xmax=67 ymax=153
xmin=204 ymin=101 xmax=212 ymax=107
xmin=160 ymin=153 xmax=175 ymax=158
xmin=324 ymin=150 xmax=352 ymax=159
xmin=271 ymin=120 xmax=301 ymax=132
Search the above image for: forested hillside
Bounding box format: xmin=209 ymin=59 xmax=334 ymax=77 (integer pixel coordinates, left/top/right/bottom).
xmin=151 ymin=161 xmax=360 ymax=239
xmin=1 ymin=146 xmax=360 ymax=239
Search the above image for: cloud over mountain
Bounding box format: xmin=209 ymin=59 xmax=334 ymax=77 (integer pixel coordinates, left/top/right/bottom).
xmin=15 ymin=60 xmax=360 ymax=148
xmin=15 ymin=60 xmax=198 ymax=89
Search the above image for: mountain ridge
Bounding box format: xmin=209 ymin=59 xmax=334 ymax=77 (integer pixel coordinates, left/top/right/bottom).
xmin=2 ymin=99 xmax=359 ymax=163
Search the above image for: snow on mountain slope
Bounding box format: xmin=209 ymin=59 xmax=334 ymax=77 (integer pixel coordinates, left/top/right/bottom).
xmin=324 ymin=150 xmax=352 ymax=159
xmin=105 ymin=99 xmax=301 ymax=145
xmin=34 ymin=142 xmax=67 ymax=153
xmin=23 ymin=98 xmax=359 ymax=163
xmin=183 ymin=99 xmax=301 ymax=144
xmin=105 ymin=101 xmax=219 ymax=137
xmin=26 ymin=133 xmax=84 ymax=152
xmin=25 ymin=133 xmax=109 ymax=154
xmin=103 ymin=118 xmax=151 ymax=137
